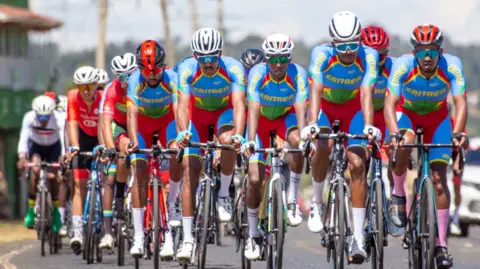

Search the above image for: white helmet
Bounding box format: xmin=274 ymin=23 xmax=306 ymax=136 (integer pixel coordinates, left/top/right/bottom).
xmin=111 ymin=53 xmax=137 ymax=76
xmin=96 ymin=68 xmax=110 ymax=84
xmin=32 ymin=95 xmax=56 ymax=116
xmin=73 ymin=66 xmax=98 ymax=85
xmin=191 ymin=27 xmax=223 ymax=54
xmin=262 ymin=33 xmax=294 ymax=57
xmin=329 ymin=11 xmax=362 ymax=42
xmin=57 ymin=95 xmax=67 ymax=112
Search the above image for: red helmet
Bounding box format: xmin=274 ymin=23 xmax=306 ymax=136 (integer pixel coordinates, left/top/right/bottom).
xmin=410 ymin=24 xmax=443 ymax=47
xmin=135 ymin=40 xmax=166 ymax=70
xmin=361 ymin=26 xmax=390 ymax=49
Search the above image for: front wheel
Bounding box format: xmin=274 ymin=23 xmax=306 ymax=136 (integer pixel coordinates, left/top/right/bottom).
xmin=270 ymin=175 xmax=285 ymax=269
xmin=197 ymin=180 xmax=211 ymax=269
xmin=417 ymin=178 xmax=436 ymax=269
xmin=335 ymin=181 xmax=346 ymax=269
xmin=117 ymin=219 xmax=125 ymax=266
xmin=370 ymin=178 xmax=384 ymax=269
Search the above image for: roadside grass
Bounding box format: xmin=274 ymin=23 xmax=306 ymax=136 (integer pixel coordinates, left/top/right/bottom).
xmin=0 ymin=220 xmax=36 ymax=243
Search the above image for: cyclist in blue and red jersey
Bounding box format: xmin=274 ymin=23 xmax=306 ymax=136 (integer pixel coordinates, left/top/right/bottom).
xmin=385 ymin=24 xmax=468 ymax=269
xmin=240 ymin=48 xmax=265 ymax=83
xmin=175 ymin=27 xmax=246 ymax=261
xmin=126 ymin=40 xmax=183 ymax=259
xmin=303 ymin=11 xmax=380 ymax=263
xmin=241 ymin=33 xmax=308 ymax=260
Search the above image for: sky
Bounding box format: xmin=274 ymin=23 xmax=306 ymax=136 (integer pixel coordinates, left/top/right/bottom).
xmin=29 ymin=0 xmax=480 ymax=53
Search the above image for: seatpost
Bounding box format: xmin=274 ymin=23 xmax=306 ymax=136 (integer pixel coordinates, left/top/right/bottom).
xmin=269 ymin=130 xmax=277 ymax=148
xmin=152 ymin=130 xmax=159 ymax=146
xmin=208 ymin=124 xmax=214 ymax=141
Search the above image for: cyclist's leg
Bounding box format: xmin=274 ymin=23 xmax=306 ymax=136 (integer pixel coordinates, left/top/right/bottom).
xmin=57 ymin=170 xmax=68 ymax=236
xmin=244 ymin=122 xmax=266 ymax=260
xmin=129 ymin=131 xmax=149 ymax=256
xmin=165 ymin=120 xmax=183 ymax=227
xmin=216 ymin=108 xmax=236 ymax=222
xmin=450 ymin=149 xmax=463 ymax=235
xmin=24 ymin=142 xmax=43 ymax=228
xmin=428 ymin=116 xmax=453 ymax=266
xmin=177 ymin=121 xmax=202 ymax=260
xmin=45 ymin=141 xmax=62 ymax=232
xmin=114 ymin=132 xmax=130 ymax=216
xmin=308 ymin=109 xmax=333 ymax=233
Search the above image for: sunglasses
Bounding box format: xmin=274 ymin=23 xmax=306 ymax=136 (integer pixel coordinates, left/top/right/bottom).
xmin=196 ymin=54 xmax=220 ymax=64
xmin=267 ymin=55 xmax=290 ymax=65
xmin=415 ymin=49 xmax=439 ymax=59
xmin=78 ymin=83 xmax=96 ymax=92
xmin=335 ymin=42 xmax=360 ymax=53
xmin=141 ymin=66 xmax=163 ymax=77
xmin=37 ymin=115 xmax=50 ymax=121
xmin=118 ymin=74 xmax=129 ymax=83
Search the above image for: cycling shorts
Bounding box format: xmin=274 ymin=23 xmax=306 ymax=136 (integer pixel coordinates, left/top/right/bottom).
xmin=245 ymin=112 xmax=297 ymax=164
xmin=72 ymin=128 xmax=98 ymax=173
xmin=28 ymin=140 xmax=61 ymax=163
xmin=317 ymin=94 xmax=366 ymax=148
xmin=130 ymin=111 xmax=177 ymax=163
xmin=103 ymin=121 xmax=128 ymax=175
xmin=374 ymin=109 xmax=386 ymax=144
xmin=387 ymin=105 xmax=451 ymax=164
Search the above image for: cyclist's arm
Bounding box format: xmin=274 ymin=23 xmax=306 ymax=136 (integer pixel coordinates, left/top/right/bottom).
xmin=360 ymin=50 xmax=379 ymax=126
xmin=67 ymin=94 xmax=80 ymax=148
xmin=169 ymin=71 xmax=180 ymax=133
xmin=229 ymin=63 xmax=247 ymax=137
xmin=102 ymin=114 xmax=115 ymax=149
xmin=101 ymin=88 xmax=116 ymax=149
xmin=307 ymin=47 xmax=327 ymax=124
xmin=448 ymin=56 xmax=468 ymax=133
xmin=17 ymin=112 xmax=31 ymax=158
xmin=126 ymin=99 xmax=139 ymax=146
xmin=294 ymin=66 xmax=309 ymax=132
xmin=97 ymin=113 xmax=105 ymax=145
xmin=55 ymin=111 xmax=67 ymax=156
xmin=246 ymin=66 xmax=261 ymax=141
xmin=176 ymin=65 xmax=193 ymax=132
xmin=384 ymin=59 xmax=408 ymax=134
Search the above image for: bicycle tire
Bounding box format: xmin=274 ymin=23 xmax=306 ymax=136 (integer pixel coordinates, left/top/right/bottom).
xmin=40 ymin=189 xmax=47 ymax=256
xmin=272 ymin=175 xmax=285 ymax=269
xmin=49 ymin=230 xmax=54 ymax=255
xmin=407 ymin=179 xmax=418 ymax=269
xmin=198 ymin=179 xmax=211 ymax=269
xmin=96 ymin=232 xmax=102 ymax=262
xmin=86 ymin=182 xmax=96 ymax=264
xmin=153 ymin=176 xmax=160 ymax=269
xmin=117 ymin=219 xmax=125 ymax=266
xmin=371 ymin=178 xmax=384 ymax=269
xmin=418 ymin=178 xmax=436 ymax=269
xmin=240 ymin=176 xmax=251 ymax=269
xmin=335 ymin=179 xmax=345 ymax=269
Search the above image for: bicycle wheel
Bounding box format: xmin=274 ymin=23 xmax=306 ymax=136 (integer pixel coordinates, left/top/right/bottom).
xmin=371 ymin=178 xmax=384 ymax=269
xmin=417 ymin=179 xmax=436 ymax=269
xmin=39 ymin=189 xmax=47 ymax=257
xmin=117 ymin=219 xmax=125 ymax=266
xmin=153 ymin=176 xmax=160 ymax=269
xmin=271 ymin=175 xmax=285 ymax=269
xmin=197 ymin=179 xmax=211 ymax=269
xmin=95 ymin=232 xmax=103 ymax=262
xmin=335 ymin=179 xmax=345 ymax=269
xmin=86 ymin=183 xmax=96 ymax=264
xmin=239 ymin=176 xmax=251 ymax=269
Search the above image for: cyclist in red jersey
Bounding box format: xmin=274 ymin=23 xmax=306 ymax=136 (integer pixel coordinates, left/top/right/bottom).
xmin=98 ymin=53 xmax=137 ymax=250
xmin=65 ymin=66 xmax=104 ymax=254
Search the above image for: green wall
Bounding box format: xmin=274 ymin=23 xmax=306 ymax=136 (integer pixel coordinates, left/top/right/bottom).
xmin=1 ymin=0 xmax=28 ymax=8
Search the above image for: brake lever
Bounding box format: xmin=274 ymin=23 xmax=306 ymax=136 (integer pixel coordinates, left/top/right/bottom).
xmin=176 ymin=148 xmax=184 ymax=164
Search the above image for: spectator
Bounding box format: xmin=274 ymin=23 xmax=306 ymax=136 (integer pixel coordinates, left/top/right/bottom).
xmin=0 ymin=170 xmax=11 ymax=219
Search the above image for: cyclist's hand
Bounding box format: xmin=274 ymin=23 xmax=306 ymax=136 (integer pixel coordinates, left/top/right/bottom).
xmin=241 ymin=140 xmax=257 ymax=158
xmin=231 ymin=133 xmax=245 ymax=153
xmin=93 ymin=145 xmax=106 ymax=157
xmin=65 ymin=147 xmax=79 ymax=163
xmin=388 ymin=133 xmax=404 ymax=150
xmin=452 ymin=132 xmax=469 ymax=149
xmin=301 ymin=123 xmax=320 ymax=141
xmin=17 ymin=157 xmax=28 ymax=175
xmin=213 ymin=149 xmax=221 ymax=168
xmin=364 ymin=124 xmax=382 ymax=142
xmin=127 ymin=141 xmax=138 ymax=153
xmin=101 ymin=148 xmax=116 ymax=163
xmin=299 ymin=139 xmax=316 ymax=158
xmin=175 ymin=130 xmax=192 ymax=149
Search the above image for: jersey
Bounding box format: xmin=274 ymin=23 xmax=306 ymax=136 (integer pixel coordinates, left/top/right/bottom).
xmin=101 ymin=79 xmax=127 ymax=126
xmin=99 ymin=81 xmax=113 ymax=113
xmin=177 ymin=56 xmax=246 ymax=111
xmin=373 ymin=56 xmax=394 ymax=111
xmin=308 ymin=44 xmax=379 ymax=104
xmin=247 ymin=63 xmax=308 ymax=120
xmin=387 ymin=54 xmax=466 ymax=115
xmin=126 ymin=69 xmax=178 ymax=119
xmin=67 ymin=89 xmax=103 ymax=137
xmin=18 ymin=110 xmax=66 ymax=155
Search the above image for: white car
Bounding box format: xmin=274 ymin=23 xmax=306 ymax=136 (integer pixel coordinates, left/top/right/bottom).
xmin=448 ymin=137 xmax=480 ymax=237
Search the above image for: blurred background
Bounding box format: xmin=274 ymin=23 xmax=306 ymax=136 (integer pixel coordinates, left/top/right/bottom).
xmin=1 ymin=0 xmax=480 ymax=220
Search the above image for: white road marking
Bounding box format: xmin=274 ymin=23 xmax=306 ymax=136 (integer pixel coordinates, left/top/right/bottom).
xmin=0 ymin=244 xmax=33 ymax=269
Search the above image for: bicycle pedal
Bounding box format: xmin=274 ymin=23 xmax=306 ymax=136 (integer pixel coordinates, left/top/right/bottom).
xmin=320 ymin=238 xmax=326 ymax=247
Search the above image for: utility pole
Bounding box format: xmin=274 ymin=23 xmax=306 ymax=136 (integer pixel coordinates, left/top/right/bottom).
xmin=217 ymin=0 xmax=224 ymax=37
xmin=189 ymin=0 xmax=199 ymax=34
xmin=159 ymin=0 xmax=175 ymax=66
xmin=96 ymin=0 xmax=107 ymax=69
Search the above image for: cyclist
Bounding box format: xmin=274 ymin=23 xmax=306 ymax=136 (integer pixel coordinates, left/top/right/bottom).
xmin=449 ymin=104 xmax=465 ymax=236
xmin=175 ymin=27 xmax=246 ymax=260
xmin=240 ymin=48 xmax=265 ymax=81
xmin=126 ymin=40 xmax=182 ymax=259
xmin=98 ymin=53 xmax=137 ymax=250
xmin=96 ymin=68 xmax=110 ymax=91
xmin=303 ymin=11 xmax=380 ymax=263
xmin=242 ymin=33 xmax=308 ymax=260
xmin=65 ymin=66 xmax=104 ymax=253
xmin=385 ymin=24 xmax=467 ymax=268
xmin=17 ymin=95 xmax=66 ymax=232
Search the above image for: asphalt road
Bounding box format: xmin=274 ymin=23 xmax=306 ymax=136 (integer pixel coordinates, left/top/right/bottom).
xmin=3 ymin=224 xmax=480 ymax=269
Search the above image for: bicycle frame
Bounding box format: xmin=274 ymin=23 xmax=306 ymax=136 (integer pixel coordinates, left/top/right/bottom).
xmin=82 ymin=154 xmax=103 ymax=233
xmin=367 ymin=144 xmax=389 ymax=236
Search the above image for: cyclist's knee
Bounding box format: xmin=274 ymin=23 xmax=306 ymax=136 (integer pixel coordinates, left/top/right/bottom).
xmin=104 ymin=174 xmax=115 ymax=188
xmin=46 ymin=172 xmax=57 ymax=181
xmin=286 ymin=129 xmax=300 ymax=148
xmin=217 ymin=126 xmax=234 ymax=143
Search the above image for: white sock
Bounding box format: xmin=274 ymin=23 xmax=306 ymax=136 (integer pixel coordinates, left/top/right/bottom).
xmin=218 ymin=172 xmax=232 ymax=197
xmin=72 ymin=215 xmax=83 ymax=233
xmin=452 ymin=207 xmax=460 ymax=225
xmin=163 ymin=222 xmax=173 ymax=247
xmin=182 ymin=216 xmax=194 ymax=244
xmin=167 ymin=179 xmax=181 ymax=204
xmin=247 ymin=207 xmax=260 ymax=237
xmin=133 ymin=208 xmax=145 ymax=239
xmin=312 ymin=179 xmax=325 ymax=205
xmin=352 ymin=207 xmax=366 ymax=244
xmin=287 ymin=171 xmax=302 ymax=204
xmin=59 ymin=207 xmax=65 ymax=224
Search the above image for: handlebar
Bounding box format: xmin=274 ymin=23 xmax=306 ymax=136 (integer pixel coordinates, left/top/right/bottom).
xmin=391 ymin=143 xmax=466 ymax=169
xmin=26 ymin=162 xmax=61 ymax=168
xmin=187 ymin=141 xmax=235 ymax=151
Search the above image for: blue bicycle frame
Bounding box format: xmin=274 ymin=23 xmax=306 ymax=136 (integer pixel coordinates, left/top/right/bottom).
xmin=82 ymin=152 xmax=104 ymax=233
xmin=367 ymin=146 xmax=390 ymax=235
xmin=414 ymin=149 xmax=438 ymax=234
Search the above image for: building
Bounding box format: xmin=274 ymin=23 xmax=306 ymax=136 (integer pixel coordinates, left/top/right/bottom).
xmin=0 ymin=0 xmax=62 ymax=218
